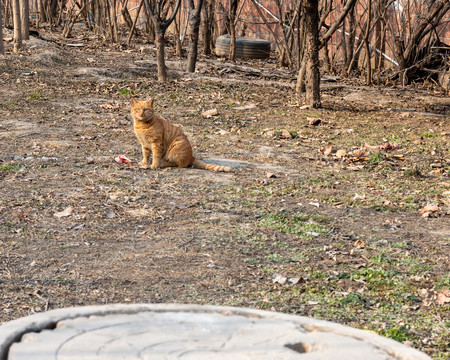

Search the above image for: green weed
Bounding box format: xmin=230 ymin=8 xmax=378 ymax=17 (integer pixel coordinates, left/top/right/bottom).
xmin=259 ymin=211 xmax=331 ymax=240
xmin=367 ymin=151 xmax=386 ymax=167
xmin=404 ymin=165 xmax=424 ymax=178
xmin=381 ymin=326 xmax=409 ymax=342
xmin=0 ymin=163 xmax=26 ymax=172
xmin=421 ymin=132 xmax=438 ymax=138
xmin=29 ymin=91 xmax=41 ymax=99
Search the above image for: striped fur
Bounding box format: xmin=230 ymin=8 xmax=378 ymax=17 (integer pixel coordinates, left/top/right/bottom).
xmin=131 ymin=98 xmax=232 ymax=172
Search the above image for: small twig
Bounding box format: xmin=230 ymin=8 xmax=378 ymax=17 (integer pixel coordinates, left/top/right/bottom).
xmin=33 ymin=290 xmax=50 ymax=311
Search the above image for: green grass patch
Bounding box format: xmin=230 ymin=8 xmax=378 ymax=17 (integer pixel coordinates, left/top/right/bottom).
xmin=259 ymin=211 xmax=331 ymax=240
xmin=0 ymin=163 xmax=26 ymax=173
xmin=421 ymin=132 xmax=438 ymax=138
xmin=29 ymin=91 xmax=42 ymax=99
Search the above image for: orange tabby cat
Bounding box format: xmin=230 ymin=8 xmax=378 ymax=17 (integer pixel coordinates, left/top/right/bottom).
xmin=131 ymin=98 xmax=232 ymax=172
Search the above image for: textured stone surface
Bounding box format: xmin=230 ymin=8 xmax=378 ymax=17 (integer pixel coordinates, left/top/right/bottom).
xmin=0 ymin=304 xmax=430 ymax=360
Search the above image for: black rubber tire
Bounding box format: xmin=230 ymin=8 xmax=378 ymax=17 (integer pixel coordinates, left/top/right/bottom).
xmin=215 ymin=35 xmax=271 ymax=59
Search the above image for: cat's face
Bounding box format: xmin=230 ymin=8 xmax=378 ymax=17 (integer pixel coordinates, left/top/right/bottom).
xmin=131 ymin=98 xmax=155 ymax=121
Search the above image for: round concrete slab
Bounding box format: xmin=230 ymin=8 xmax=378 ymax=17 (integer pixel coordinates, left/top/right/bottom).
xmin=0 ymin=304 xmax=430 ymax=359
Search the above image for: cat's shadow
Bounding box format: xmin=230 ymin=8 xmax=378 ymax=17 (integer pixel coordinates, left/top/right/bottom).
xmin=197 ymin=158 xmax=249 ymax=169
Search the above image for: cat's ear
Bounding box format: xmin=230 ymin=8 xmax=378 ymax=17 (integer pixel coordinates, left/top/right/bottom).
xmin=130 ymin=97 xmax=137 ymax=106
xmin=148 ymin=98 xmax=154 ymax=109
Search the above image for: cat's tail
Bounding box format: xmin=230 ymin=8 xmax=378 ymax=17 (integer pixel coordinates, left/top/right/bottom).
xmin=192 ymin=159 xmax=233 ymax=172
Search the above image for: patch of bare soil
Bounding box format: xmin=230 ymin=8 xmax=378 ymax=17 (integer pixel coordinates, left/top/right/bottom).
xmin=1 ymin=26 xmax=449 ymax=358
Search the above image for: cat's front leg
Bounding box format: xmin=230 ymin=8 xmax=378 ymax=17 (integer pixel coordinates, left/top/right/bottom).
xmin=150 ymin=145 xmax=163 ymax=169
xmin=139 ymin=146 xmax=151 ymax=167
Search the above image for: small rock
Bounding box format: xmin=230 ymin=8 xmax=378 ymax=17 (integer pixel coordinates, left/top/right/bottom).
xmin=54 ymin=207 xmax=73 ymax=218
xmin=234 ymin=103 xmax=257 ymax=111
xmin=266 ymin=172 xmax=277 ymax=179
xmin=300 ymin=105 xmax=311 ymax=110
xmin=86 ymin=157 xmax=95 ymax=164
xmin=42 ymin=156 xmax=58 ymax=161
xmin=273 ymin=274 xmax=287 ymax=284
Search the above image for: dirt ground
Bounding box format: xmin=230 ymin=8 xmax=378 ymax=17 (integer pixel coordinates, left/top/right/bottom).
xmin=1 ymin=26 xmax=449 ymax=358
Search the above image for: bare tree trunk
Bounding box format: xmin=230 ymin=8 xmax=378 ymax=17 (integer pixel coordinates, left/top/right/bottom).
xmin=323 ymin=42 xmax=331 ymax=72
xmin=320 ymin=0 xmax=357 ymax=48
xmin=155 ymin=25 xmax=167 ymax=81
xmin=142 ymin=0 xmax=155 ymax=41
xmin=12 ymin=0 xmax=22 ymax=53
xmin=276 ymin=0 xmax=300 ymax=69
xmin=227 ymin=0 xmax=238 ymax=61
xmin=296 ymin=59 xmax=306 ymax=94
xmin=377 ymin=19 xmax=386 ymax=72
xmin=374 ymin=17 xmax=380 ymax=74
xmin=250 ymin=0 xmax=283 ymax=58
xmin=345 ymin=4 xmax=356 ymax=70
xmin=110 ymin=0 xmax=118 ymax=42
xmin=202 ymin=0 xmax=214 ymax=55
xmin=186 ymin=0 xmax=204 ymax=72
xmin=173 ymin=10 xmax=183 ymax=58
xmin=0 ymin=5 xmax=4 ymax=55
xmin=394 ymin=0 xmax=450 ymax=84
xmin=127 ymin=0 xmax=144 ymax=44
xmin=299 ymin=0 xmax=320 ymax=108
xmin=63 ymin=1 xmax=87 ymax=38
xmin=341 ymin=17 xmax=348 ymax=68
xmin=363 ymin=0 xmax=372 ymax=85
xmin=296 ymin=4 xmax=304 ymax=71
xmin=19 ymin=0 xmax=29 ymax=40
xmin=121 ymin=0 xmax=133 ymax=30
xmin=38 ymin=0 xmax=46 ymax=23
xmin=144 ymin=0 xmax=182 ymax=82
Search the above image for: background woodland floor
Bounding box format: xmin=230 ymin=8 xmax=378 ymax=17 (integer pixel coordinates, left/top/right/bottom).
xmin=0 ymin=25 xmax=449 ymax=358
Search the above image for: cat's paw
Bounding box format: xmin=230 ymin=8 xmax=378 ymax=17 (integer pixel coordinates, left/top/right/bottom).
xmin=150 ymin=164 xmax=160 ymax=170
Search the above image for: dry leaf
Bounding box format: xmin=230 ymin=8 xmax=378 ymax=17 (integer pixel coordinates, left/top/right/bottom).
xmin=262 ymin=129 xmax=275 ymax=137
xmin=418 ymin=205 xmax=439 ymax=218
xmin=354 ymin=239 xmax=365 ymax=248
xmin=336 ymin=149 xmax=347 ymax=158
xmin=54 ymin=207 xmax=73 ymax=218
xmin=281 ymin=129 xmax=292 ymax=139
xmin=436 ymin=289 xmax=450 ymax=305
xmin=322 ymin=142 xmax=333 ymax=156
xmin=391 ymin=154 xmax=405 ymax=161
xmin=308 ymin=117 xmax=321 ymax=126
xmin=201 ymin=108 xmax=219 ymax=118
xmin=100 ymin=102 xmax=114 ymax=109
